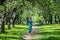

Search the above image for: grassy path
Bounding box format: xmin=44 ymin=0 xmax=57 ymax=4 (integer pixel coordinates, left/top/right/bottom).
xmin=23 ymin=24 xmax=60 ymax=40
xmin=23 ymin=26 xmax=42 ymax=40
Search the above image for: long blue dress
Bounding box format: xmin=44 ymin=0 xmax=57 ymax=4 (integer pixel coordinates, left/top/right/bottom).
xmin=28 ymin=19 xmax=32 ymax=33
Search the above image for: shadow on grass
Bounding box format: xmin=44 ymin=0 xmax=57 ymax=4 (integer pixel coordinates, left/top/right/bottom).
xmin=32 ymin=30 xmax=60 ymax=35
xmin=32 ymin=32 xmax=52 ymax=35
xmin=14 ymin=27 xmax=28 ymax=29
xmin=0 ymin=36 xmax=24 ymax=40
xmin=32 ymin=36 xmax=60 ymax=40
xmin=0 ymin=31 xmax=8 ymax=34
xmin=54 ymin=29 xmax=60 ymax=30
xmin=41 ymin=36 xmax=60 ymax=40
xmin=8 ymin=31 xmax=25 ymax=35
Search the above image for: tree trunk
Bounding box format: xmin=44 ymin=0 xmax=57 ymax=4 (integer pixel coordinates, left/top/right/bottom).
xmin=17 ymin=17 xmax=20 ymax=24
xmin=1 ymin=13 xmax=5 ymax=33
xmin=8 ymin=16 xmax=11 ymax=29
xmin=12 ymin=17 xmax=16 ymax=27
xmin=19 ymin=17 xmax=21 ymax=24
xmin=55 ymin=15 xmax=57 ymax=23
xmin=12 ymin=19 xmax=15 ymax=27
xmin=8 ymin=22 xmax=10 ymax=29
xmin=1 ymin=20 xmax=5 ymax=32
xmin=12 ymin=13 xmax=16 ymax=27
xmin=58 ymin=16 xmax=60 ymax=23
xmin=49 ymin=14 xmax=52 ymax=24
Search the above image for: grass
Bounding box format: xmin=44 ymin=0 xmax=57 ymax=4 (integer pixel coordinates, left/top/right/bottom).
xmin=32 ymin=24 xmax=60 ymax=40
xmin=0 ymin=24 xmax=28 ymax=40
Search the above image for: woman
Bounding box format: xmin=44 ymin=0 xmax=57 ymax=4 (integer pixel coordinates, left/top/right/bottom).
xmin=28 ymin=17 xmax=32 ymax=33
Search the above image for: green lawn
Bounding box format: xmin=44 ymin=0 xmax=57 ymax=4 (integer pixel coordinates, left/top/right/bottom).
xmin=33 ymin=24 xmax=60 ymax=40
xmin=0 ymin=24 xmax=28 ymax=40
